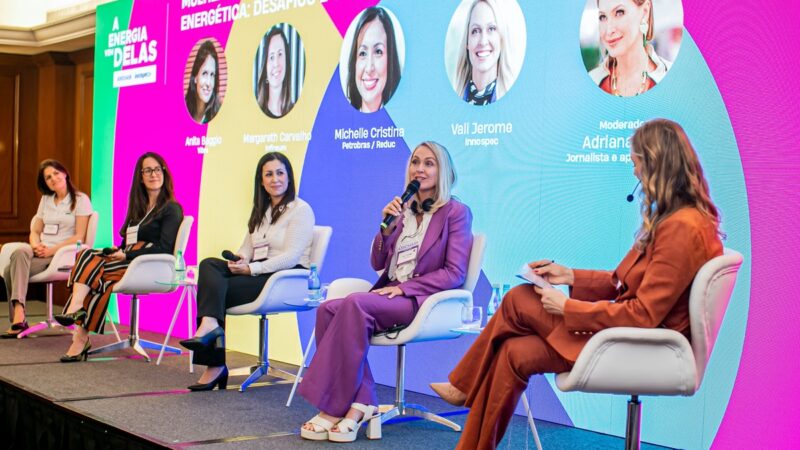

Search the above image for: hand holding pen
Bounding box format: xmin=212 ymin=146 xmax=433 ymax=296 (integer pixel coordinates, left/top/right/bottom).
xmin=527 ymin=259 xmax=575 ymax=286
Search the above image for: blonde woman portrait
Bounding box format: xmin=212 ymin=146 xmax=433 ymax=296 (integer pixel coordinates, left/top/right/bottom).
xmin=445 ymin=0 xmax=526 ymax=105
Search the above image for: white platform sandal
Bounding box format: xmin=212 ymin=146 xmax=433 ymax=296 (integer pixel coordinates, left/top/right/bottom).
xmin=300 ymin=414 xmax=338 ymax=441
xmin=328 ymin=403 xmax=380 ymax=442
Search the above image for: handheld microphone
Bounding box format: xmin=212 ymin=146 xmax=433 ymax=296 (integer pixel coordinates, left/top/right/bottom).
xmin=221 ymin=250 xmax=241 ymax=262
xmin=626 ymin=181 xmax=641 ymax=202
xmin=380 ymin=180 xmax=420 ymax=229
xmin=102 ymin=247 xmax=117 ymax=255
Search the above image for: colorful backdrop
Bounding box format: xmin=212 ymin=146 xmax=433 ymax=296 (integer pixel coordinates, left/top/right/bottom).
xmin=91 ymin=1 xmax=800 ymax=448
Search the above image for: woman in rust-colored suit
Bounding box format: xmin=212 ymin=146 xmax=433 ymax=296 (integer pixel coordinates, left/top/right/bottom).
xmin=431 ymin=118 xmax=725 ymax=450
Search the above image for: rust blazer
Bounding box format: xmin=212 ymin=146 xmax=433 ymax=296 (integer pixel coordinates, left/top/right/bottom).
xmin=546 ymin=207 xmax=723 ymax=362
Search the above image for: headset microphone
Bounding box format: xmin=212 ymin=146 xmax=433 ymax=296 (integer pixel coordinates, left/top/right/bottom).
xmin=626 ymin=181 xmax=642 ymax=202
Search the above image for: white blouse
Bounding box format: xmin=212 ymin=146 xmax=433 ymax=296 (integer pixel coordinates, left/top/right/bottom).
xmin=237 ymin=198 xmax=315 ymax=276
xmin=388 ymin=209 xmax=432 ymax=282
xmin=36 ymin=192 xmax=93 ymax=247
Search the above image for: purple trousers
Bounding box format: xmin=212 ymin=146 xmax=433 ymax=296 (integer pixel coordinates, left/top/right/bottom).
xmin=298 ymin=290 xmax=417 ymax=417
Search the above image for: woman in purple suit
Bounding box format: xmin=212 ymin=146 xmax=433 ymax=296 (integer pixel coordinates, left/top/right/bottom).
xmin=299 ymin=141 xmax=473 ymax=443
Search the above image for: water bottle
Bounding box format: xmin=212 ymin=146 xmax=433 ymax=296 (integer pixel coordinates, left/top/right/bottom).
xmin=502 ymin=283 xmax=511 ymax=299
xmin=487 ymin=284 xmax=501 ymax=317
xmin=307 ymin=264 xmax=321 ymax=301
xmin=175 ymin=250 xmax=186 ymax=282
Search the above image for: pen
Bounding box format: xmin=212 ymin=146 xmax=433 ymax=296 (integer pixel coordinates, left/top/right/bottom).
xmin=533 ymin=260 xmax=554 ymax=269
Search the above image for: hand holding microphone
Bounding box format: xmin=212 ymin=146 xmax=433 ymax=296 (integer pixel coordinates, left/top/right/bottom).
xmin=380 ymin=180 xmax=420 ymax=233
xmin=221 ymin=250 xmax=241 ymax=262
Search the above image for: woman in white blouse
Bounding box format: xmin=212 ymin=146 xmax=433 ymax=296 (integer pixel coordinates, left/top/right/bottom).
xmin=1 ymin=160 xmax=92 ymax=338
xmin=179 ymin=152 xmax=314 ymax=390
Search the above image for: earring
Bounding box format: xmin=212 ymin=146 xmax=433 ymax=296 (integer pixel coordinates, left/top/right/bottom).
xmin=640 ymin=21 xmax=649 ymax=47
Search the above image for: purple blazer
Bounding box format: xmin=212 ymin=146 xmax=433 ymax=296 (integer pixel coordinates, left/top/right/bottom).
xmin=370 ymin=199 xmax=473 ymax=307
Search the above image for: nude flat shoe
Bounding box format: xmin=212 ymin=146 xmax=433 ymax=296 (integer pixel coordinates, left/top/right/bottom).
xmin=430 ymin=382 xmax=467 ymax=406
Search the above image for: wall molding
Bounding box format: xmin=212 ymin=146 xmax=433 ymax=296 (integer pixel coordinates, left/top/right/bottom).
xmin=0 ymin=10 xmax=95 ymax=56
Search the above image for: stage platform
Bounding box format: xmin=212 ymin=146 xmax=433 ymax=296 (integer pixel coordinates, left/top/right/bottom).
xmin=0 ymin=300 xmax=672 ymax=450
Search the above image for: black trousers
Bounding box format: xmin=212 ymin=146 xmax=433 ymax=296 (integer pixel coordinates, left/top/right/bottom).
xmin=192 ymin=257 xmax=304 ymax=367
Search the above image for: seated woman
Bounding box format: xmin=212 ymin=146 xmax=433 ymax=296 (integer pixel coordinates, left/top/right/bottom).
xmin=299 ymin=141 xmax=473 ymax=443
xmin=179 ymin=152 xmax=314 ymax=391
xmin=431 ymin=119 xmax=725 ymax=450
xmin=54 ymin=152 xmax=183 ymax=362
xmin=1 ymin=160 xmax=92 ymax=337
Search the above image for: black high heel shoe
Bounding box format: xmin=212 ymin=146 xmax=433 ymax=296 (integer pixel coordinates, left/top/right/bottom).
xmin=54 ymin=309 xmax=87 ymax=327
xmin=179 ymin=326 xmax=225 ymax=352
xmin=1 ymin=321 xmax=29 ymax=339
xmin=60 ymin=339 xmax=91 ymax=363
xmin=188 ymin=366 xmax=229 ymax=391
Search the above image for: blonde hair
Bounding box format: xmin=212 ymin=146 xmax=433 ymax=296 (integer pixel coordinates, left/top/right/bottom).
xmin=404 ymin=141 xmax=457 ymax=213
xmin=453 ymin=0 xmax=514 ymax=98
xmin=631 ymin=119 xmax=722 ymax=250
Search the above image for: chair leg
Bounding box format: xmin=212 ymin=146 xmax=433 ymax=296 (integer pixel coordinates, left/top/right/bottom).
xmin=17 ymin=282 xmax=72 ymax=339
xmin=286 ymin=328 xmax=315 ymax=406
xmin=521 ymin=390 xmax=543 ymax=450
xmin=88 ymin=294 xmax=181 ymax=362
xmin=376 ymin=345 xmax=462 ymax=439
xmin=230 ymin=315 xmax=296 ymax=392
xmin=156 ymin=286 xmax=187 ymax=365
xmin=625 ymin=395 xmax=642 ymax=450
xmin=105 ymin=312 xmax=121 ymax=341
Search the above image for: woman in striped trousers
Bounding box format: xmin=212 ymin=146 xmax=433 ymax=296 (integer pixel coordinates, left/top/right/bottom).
xmin=55 ymin=152 xmax=183 ymax=362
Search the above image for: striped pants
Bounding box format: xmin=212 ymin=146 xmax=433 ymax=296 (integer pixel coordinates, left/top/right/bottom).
xmin=63 ymin=243 xmax=148 ymax=333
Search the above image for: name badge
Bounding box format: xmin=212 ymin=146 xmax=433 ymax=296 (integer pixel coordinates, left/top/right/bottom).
xmin=126 ymin=225 xmax=139 ymax=244
xmin=43 ymin=223 xmax=59 ymax=235
xmin=253 ymin=243 xmax=269 ymax=262
xmin=397 ymin=246 xmax=418 ymax=266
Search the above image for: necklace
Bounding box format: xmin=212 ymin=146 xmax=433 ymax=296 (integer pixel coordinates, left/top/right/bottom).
xmin=611 ymin=65 xmax=649 ymax=97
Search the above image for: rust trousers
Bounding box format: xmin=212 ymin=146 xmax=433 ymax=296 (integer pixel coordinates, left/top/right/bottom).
xmin=449 ymin=284 xmax=574 ymax=450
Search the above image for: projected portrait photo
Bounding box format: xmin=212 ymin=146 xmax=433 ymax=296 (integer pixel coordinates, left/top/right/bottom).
xmin=444 ymin=0 xmax=526 ymax=106
xmin=338 ymin=6 xmax=405 ymax=114
xmin=253 ymin=24 xmax=306 ymax=119
xmin=184 ymin=38 xmax=227 ymax=124
xmin=580 ymin=0 xmax=684 ymax=97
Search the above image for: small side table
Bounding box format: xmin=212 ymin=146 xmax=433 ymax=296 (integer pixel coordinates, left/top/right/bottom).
xmin=155 ymin=278 xmax=197 ymax=372
xmin=449 ymin=326 xmax=543 ymax=450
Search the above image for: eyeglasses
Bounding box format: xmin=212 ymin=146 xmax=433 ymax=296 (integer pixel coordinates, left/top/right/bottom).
xmin=141 ymin=167 xmax=163 ymax=176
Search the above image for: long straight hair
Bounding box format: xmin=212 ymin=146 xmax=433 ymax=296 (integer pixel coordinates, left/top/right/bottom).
xmin=124 ymin=152 xmax=176 ymax=228
xmin=404 ymin=141 xmax=457 ymax=213
xmin=185 ymin=40 xmax=221 ymax=123
xmin=248 ymin=152 xmax=297 ymax=233
xmin=257 ymin=26 xmax=294 ymax=117
xmin=632 ymin=119 xmax=721 ymax=250
xmin=37 ymin=159 xmax=79 ymax=211
xmin=454 ymin=0 xmax=514 ymax=98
